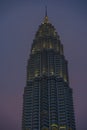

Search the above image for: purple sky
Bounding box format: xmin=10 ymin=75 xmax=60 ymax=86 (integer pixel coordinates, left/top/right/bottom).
xmin=0 ymin=0 xmax=87 ymax=130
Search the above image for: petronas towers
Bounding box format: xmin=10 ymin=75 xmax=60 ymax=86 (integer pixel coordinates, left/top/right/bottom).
xmin=22 ymin=10 xmax=76 ymax=130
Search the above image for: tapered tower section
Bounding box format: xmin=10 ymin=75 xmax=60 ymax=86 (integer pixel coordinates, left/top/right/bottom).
xmin=22 ymin=12 xmax=76 ymax=130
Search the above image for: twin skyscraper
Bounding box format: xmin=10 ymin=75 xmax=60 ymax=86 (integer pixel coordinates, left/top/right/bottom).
xmin=22 ymin=9 xmax=76 ymax=130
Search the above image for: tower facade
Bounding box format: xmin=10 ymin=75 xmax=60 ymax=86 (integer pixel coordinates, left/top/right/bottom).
xmin=22 ymin=12 xmax=76 ymax=130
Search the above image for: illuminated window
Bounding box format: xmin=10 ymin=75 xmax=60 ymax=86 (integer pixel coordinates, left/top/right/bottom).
xmin=35 ymin=70 xmax=39 ymax=77
xmin=64 ymin=74 xmax=67 ymax=82
xmin=59 ymin=125 xmax=66 ymax=130
xmin=51 ymin=124 xmax=58 ymax=130
xmin=50 ymin=68 xmax=54 ymax=75
xmin=32 ymin=48 xmax=35 ymax=54
xmin=54 ymin=31 xmax=56 ymax=36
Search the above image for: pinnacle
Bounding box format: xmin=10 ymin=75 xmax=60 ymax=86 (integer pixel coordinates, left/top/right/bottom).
xmin=43 ymin=6 xmax=49 ymax=23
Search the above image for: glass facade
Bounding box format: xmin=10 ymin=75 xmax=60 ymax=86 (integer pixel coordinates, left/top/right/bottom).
xmin=22 ymin=13 xmax=76 ymax=130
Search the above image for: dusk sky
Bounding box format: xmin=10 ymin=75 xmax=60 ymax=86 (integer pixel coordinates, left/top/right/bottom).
xmin=0 ymin=0 xmax=87 ymax=130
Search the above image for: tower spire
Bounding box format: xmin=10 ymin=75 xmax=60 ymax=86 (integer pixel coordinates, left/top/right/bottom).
xmin=43 ymin=6 xmax=49 ymax=23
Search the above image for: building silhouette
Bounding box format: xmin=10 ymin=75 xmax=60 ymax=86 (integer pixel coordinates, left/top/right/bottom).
xmin=22 ymin=10 xmax=76 ymax=130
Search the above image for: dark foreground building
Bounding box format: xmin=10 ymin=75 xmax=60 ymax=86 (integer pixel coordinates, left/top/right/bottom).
xmin=22 ymin=11 xmax=76 ymax=130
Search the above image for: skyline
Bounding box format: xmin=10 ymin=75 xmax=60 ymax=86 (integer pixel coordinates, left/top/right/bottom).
xmin=0 ymin=0 xmax=87 ymax=130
